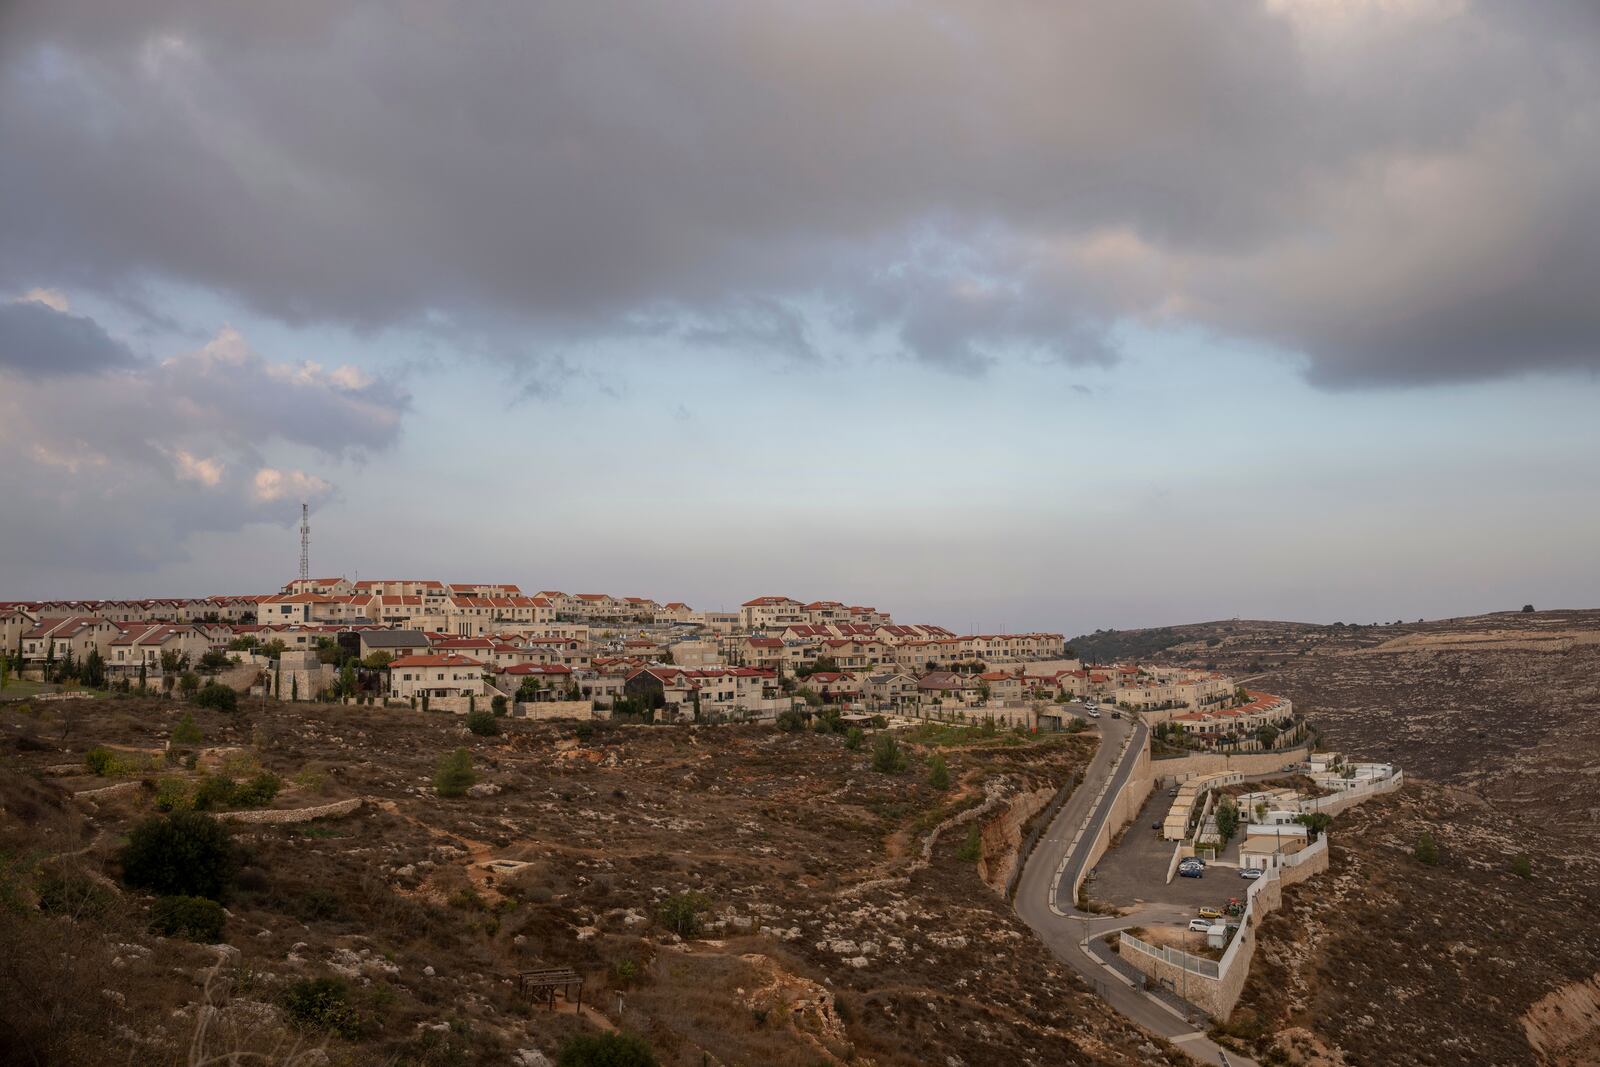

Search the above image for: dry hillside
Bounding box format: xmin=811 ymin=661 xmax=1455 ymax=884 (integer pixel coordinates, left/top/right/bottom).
xmin=0 ymin=696 xmax=1182 ymax=1067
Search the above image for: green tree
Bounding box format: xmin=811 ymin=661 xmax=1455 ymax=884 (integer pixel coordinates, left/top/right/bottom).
xmin=1214 ymin=798 xmax=1239 ymax=842
xmin=927 ymin=752 xmax=950 ymax=790
xmin=775 ymin=708 xmax=805 ymax=732
xmin=871 ymin=733 xmax=906 ymax=774
xmin=657 ymin=890 xmax=709 ymax=937
xmin=491 ymin=694 xmax=508 ymax=716
xmin=339 ymin=662 xmax=356 ymax=699
xmin=138 ymin=661 xmax=148 ymax=692
xmin=1255 ymin=723 xmax=1280 ymax=749
xmin=119 ymin=811 xmax=236 ymax=901
xmin=1414 ymin=833 xmax=1440 ymax=865
xmin=465 ymin=708 xmax=500 ymax=736
xmin=556 ymin=1032 xmax=658 ymax=1067
xmin=260 ymin=639 xmax=286 ymax=660
xmin=194 ymin=684 xmax=238 ymax=712
xmin=844 ymin=726 xmax=865 ymax=751
xmin=172 ymin=713 xmax=203 ymax=745
xmin=178 ymin=671 xmax=201 ymax=697
xmin=516 ymin=678 xmax=541 ymax=703
xmin=361 ymin=650 xmax=392 ymax=670
xmin=198 ymin=649 xmax=231 ymax=673
xmin=435 ymin=748 xmax=476 ymax=797
xmin=291 ymin=674 xmax=299 ymax=702
xmin=80 ymin=648 xmax=106 ymax=689
xmin=0 ymin=653 xmax=8 ymax=691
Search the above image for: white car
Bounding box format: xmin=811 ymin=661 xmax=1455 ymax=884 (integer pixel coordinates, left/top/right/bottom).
xmin=1238 ymin=867 xmax=1264 ymax=879
xmin=1188 ymin=919 xmax=1215 ymax=933
xmin=1088 ymin=708 xmax=1100 ymax=718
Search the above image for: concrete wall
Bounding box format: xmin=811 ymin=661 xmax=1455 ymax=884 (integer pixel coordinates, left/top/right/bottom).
xmin=1069 ymin=732 xmax=1154 ymax=905
xmin=1152 ymin=744 xmax=1310 ymax=783
xmin=1298 ymin=768 xmax=1404 ymax=815
xmin=1121 ymin=829 xmax=1333 ymax=1019
xmin=514 ymin=700 xmax=595 ymax=721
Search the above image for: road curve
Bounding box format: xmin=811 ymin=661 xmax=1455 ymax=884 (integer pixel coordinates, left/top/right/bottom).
xmin=1014 ymin=713 xmax=1257 ymax=1067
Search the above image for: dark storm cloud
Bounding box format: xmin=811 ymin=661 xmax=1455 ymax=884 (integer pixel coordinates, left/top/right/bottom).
xmin=1 ymin=0 xmax=1597 ymax=386
xmin=0 ymin=298 xmax=136 ymax=377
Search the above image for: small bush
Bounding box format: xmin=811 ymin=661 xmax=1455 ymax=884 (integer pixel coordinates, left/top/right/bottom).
xmin=35 ymin=869 xmax=116 ymax=921
xmin=1413 ymin=832 xmax=1440 ymax=865
xmin=1511 ymin=854 xmax=1533 ymax=879
xmin=956 ymin=825 xmax=981 ymax=863
xmin=775 ymin=709 xmax=805 ymax=733
xmin=191 ymin=774 xmax=238 ymax=812
xmin=657 ymin=890 xmax=709 ymax=938
xmin=150 ymin=894 xmax=225 ymax=942
xmin=172 ymin=713 xmax=203 ymax=745
xmin=435 ymin=748 xmax=476 ymax=797
xmin=280 ymin=977 xmax=363 ymax=1039
xmin=556 ymin=1032 xmax=658 ymax=1067
xmin=85 ymin=746 xmax=119 ymax=776
xmin=490 ymin=694 xmax=508 ymax=716
xmin=844 ymin=726 xmax=864 ymax=751
xmin=120 ymin=811 xmax=236 ymax=901
xmin=927 ymin=752 xmax=950 ymax=790
xmin=465 ymin=708 xmax=500 ymax=737
xmin=871 ymin=734 xmax=906 ymax=774
xmin=574 ymin=721 xmax=596 ymax=743
xmin=194 ymin=684 xmax=238 ymax=713
xmin=155 ymin=776 xmax=192 ymax=812
xmin=293 ymin=767 xmax=329 ymax=794
xmin=234 ymin=772 xmax=282 ymax=807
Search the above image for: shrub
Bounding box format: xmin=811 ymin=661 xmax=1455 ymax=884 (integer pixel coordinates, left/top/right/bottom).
xmin=1413 ymin=832 xmax=1440 ymax=865
xmin=120 ymin=811 xmax=236 ymax=901
xmin=233 ymin=772 xmax=282 ymax=807
xmin=280 ymin=977 xmax=363 ymax=1039
xmin=556 ymin=1033 xmax=658 ymax=1067
xmin=1511 ymin=853 xmax=1533 ymax=879
xmin=85 ymin=746 xmax=118 ymax=776
xmin=657 ymin=890 xmax=709 ymax=938
xmin=927 ymin=752 xmax=950 ymax=790
xmin=178 ymin=672 xmax=201 ymax=697
xmin=435 ymin=748 xmax=476 ymax=797
xmin=155 ymin=776 xmax=192 ymax=812
xmin=172 ymin=713 xmax=202 ymax=745
xmin=871 ymin=734 xmax=906 ymax=774
xmin=491 ymin=694 xmax=508 ymax=716
xmin=293 ymin=767 xmax=329 ymax=795
xmin=956 ymin=825 xmax=981 ymax=863
xmin=574 ymin=721 xmax=596 ymax=743
xmin=150 ymin=894 xmax=225 ymax=942
xmin=844 ymin=727 xmax=864 ymax=751
xmin=775 ymin=709 xmax=805 ymax=733
xmin=191 ymin=774 xmax=238 ymax=811
xmin=194 ymin=684 xmax=238 ymax=713
xmin=35 ymin=868 xmax=116 ymax=921
xmin=465 ymin=708 xmax=500 ymax=737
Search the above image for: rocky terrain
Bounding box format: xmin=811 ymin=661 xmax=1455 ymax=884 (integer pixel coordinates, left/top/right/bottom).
xmin=0 ymin=696 xmax=1184 ymax=1067
xmin=1083 ymin=608 xmax=1600 ymax=1066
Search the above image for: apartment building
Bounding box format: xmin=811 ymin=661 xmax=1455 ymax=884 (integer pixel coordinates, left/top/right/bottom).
xmin=387 ymin=654 xmax=486 ymax=700
xmin=740 ymin=595 xmax=806 ymax=631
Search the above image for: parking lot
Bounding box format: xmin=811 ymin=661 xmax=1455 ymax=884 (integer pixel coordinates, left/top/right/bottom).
xmin=1082 ymin=783 xmax=1251 ymax=913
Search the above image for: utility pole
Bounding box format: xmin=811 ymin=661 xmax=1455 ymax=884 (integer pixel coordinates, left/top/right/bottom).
xmin=299 ymin=502 xmax=310 ymax=583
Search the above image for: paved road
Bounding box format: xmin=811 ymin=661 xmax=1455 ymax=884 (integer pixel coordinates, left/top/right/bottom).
xmin=1015 ymin=710 xmax=1258 ymax=1067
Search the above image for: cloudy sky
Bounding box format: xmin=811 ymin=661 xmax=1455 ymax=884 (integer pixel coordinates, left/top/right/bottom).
xmin=2 ymin=0 xmax=1598 ymax=634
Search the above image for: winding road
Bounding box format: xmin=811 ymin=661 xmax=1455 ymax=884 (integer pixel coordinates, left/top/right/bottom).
xmin=1014 ymin=711 xmax=1257 ymax=1067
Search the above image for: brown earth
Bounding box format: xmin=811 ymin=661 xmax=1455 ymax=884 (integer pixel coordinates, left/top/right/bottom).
xmin=1093 ymin=608 xmax=1600 ymax=1066
xmin=0 ymin=696 xmax=1185 ymax=1067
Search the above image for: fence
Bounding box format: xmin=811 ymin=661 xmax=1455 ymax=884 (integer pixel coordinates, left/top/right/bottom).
xmin=1117 ymin=934 xmax=1222 ymax=979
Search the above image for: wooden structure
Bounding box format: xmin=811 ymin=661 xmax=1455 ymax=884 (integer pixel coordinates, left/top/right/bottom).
xmin=517 ymin=967 xmax=583 ymax=1012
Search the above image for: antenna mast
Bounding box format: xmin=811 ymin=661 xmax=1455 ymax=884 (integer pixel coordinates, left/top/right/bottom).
xmin=299 ymin=502 xmax=310 ymax=583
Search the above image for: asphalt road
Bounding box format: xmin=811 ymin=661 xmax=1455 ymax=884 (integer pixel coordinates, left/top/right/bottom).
xmin=1014 ymin=707 xmax=1259 ymax=1067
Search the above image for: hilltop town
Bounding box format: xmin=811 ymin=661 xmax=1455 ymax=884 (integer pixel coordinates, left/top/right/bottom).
xmin=4 ymin=579 xmax=1275 ymax=735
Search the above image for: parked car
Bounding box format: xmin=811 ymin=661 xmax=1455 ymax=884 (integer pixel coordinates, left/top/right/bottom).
xmin=1152 ymin=820 xmax=1163 ymax=830
xmin=1185 ymin=855 xmax=1206 ymax=866
xmin=1188 ymin=919 xmax=1215 ymax=933
xmin=1198 ymin=906 xmax=1224 ymax=919
xmin=1110 ymin=710 xmax=1122 ymax=719
xmin=1238 ymin=866 xmax=1264 ymax=880
xmin=1178 ymin=865 xmax=1204 ymax=878
xmin=1088 ymin=708 xmax=1100 ymax=718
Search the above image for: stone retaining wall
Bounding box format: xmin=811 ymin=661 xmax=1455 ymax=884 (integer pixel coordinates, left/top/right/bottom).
xmin=1152 ymin=744 xmax=1310 ymax=782
xmin=225 ymin=797 xmax=363 ymax=824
